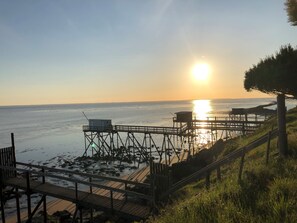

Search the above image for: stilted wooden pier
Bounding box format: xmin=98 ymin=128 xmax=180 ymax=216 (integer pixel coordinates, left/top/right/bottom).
xmin=83 ymin=111 xmax=267 ymax=164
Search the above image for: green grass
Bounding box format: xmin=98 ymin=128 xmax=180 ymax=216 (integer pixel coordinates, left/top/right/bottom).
xmin=148 ymin=106 xmax=297 ymax=223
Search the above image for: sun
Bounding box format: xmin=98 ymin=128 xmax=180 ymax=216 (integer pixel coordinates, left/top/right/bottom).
xmin=192 ymin=63 xmax=210 ymax=81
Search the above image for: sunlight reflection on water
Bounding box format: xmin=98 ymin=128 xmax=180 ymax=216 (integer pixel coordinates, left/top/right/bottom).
xmin=193 ymin=99 xmax=212 ymax=120
xmin=192 ymin=100 xmax=213 ymax=146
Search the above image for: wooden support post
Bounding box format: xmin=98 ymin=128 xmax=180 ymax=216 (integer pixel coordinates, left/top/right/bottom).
xmin=205 ymin=172 xmax=210 ymax=189
xmin=0 ymin=186 xmax=5 ymax=223
xmin=277 ymin=94 xmax=288 ymax=157
xmin=238 ymin=153 xmax=245 ymax=182
xmin=75 ymin=183 xmax=78 ymax=201
xmin=84 ymin=132 xmax=88 ymax=156
xmin=89 ymin=177 xmax=93 ymax=222
xmin=27 ymin=195 xmax=45 ymax=222
xmin=217 ymin=167 xmax=221 ymax=181
xmin=42 ymin=168 xmax=45 ymax=184
xmin=72 ymin=207 xmax=78 ymax=222
xmin=79 ymin=208 xmax=83 ymax=223
xmin=16 ymin=188 xmax=21 ymax=223
xmin=265 ymin=131 xmax=271 ymax=165
xmin=42 ymin=195 xmax=47 ymax=223
xmin=110 ymin=190 xmax=114 ymax=214
xmin=89 ymin=177 xmax=92 ymax=194
xmin=90 ymin=208 xmax=93 ymax=222
xmin=11 ymin=133 xmax=16 ymax=177
xmin=124 ymin=182 xmax=127 ymax=202
xmin=26 ymin=171 xmax=32 ymax=219
xmin=149 ymin=158 xmax=156 ymax=208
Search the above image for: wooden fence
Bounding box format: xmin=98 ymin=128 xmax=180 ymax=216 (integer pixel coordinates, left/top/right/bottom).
xmin=160 ymin=129 xmax=278 ymax=199
xmin=0 ymin=134 xmax=16 ymax=183
xmin=150 ymin=160 xmax=171 ymax=204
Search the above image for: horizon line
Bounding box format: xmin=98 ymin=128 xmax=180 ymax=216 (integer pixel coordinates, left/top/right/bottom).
xmin=0 ymin=96 xmax=274 ymax=108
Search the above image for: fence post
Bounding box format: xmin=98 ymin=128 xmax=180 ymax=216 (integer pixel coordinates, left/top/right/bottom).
xmin=217 ymin=167 xmax=221 ymax=181
xmin=205 ymin=172 xmax=210 ymax=189
xmin=238 ymin=151 xmax=245 ymax=182
xmin=42 ymin=168 xmax=45 ymax=184
xmin=11 ymin=133 xmax=17 ymax=177
xmin=26 ymin=171 xmax=32 ymax=219
xmin=265 ymin=131 xmax=271 ymax=165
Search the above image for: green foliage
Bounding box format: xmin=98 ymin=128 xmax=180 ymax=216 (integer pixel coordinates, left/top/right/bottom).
xmin=244 ymin=45 xmax=297 ymax=98
xmin=269 ymin=178 xmax=297 ymax=223
xmin=288 ymin=133 xmax=297 ymax=157
xmin=285 ymin=0 xmax=297 ymax=26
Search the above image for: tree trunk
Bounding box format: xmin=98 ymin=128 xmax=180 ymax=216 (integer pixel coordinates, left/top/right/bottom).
xmin=277 ymin=94 xmax=288 ymax=157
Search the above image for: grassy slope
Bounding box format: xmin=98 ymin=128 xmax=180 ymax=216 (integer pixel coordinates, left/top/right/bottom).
xmin=149 ymin=107 xmax=297 ymax=223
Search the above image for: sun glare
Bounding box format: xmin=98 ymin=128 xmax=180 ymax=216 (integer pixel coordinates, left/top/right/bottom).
xmin=192 ymin=63 xmax=210 ymax=81
xmin=193 ymin=100 xmax=212 ymax=120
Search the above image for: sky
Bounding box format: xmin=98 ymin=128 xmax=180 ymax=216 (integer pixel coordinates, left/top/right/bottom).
xmin=0 ymin=0 xmax=296 ymax=106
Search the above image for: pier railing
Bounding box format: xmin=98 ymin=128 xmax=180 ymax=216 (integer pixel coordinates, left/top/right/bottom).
xmin=14 ymin=161 xmax=151 ymax=200
xmin=113 ymin=125 xmax=180 ymax=135
xmin=191 ymin=118 xmax=264 ymax=132
xmin=83 ymin=117 xmax=264 ymax=135
xmin=83 ymin=124 xmax=181 ymax=135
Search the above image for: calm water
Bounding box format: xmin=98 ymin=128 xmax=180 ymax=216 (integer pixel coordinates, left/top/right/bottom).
xmin=0 ymin=98 xmax=295 ymax=164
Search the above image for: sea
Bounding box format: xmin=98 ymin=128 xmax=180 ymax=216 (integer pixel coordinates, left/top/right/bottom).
xmin=0 ymin=98 xmax=296 ymax=166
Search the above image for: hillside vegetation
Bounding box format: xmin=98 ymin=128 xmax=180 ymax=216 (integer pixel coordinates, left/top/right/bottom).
xmin=149 ymin=106 xmax=297 ymax=223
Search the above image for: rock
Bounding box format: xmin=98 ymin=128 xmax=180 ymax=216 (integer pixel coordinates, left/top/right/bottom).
xmin=53 ymin=210 xmax=71 ymax=221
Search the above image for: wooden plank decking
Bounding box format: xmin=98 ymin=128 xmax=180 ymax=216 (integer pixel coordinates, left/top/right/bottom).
xmin=4 ymin=177 xmax=151 ymax=220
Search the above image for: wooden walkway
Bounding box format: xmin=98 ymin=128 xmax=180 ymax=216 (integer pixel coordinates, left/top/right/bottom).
xmin=1 ymin=159 xmax=153 ymax=222
xmin=1 ymin=137 xmax=189 ymax=223
xmin=4 ymin=177 xmax=150 ymax=220
xmin=4 ymin=164 xmax=153 ymax=223
xmin=83 ymin=118 xmax=264 ymax=135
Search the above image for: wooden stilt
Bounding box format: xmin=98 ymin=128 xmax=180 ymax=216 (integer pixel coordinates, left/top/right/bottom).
xmin=43 ymin=195 xmax=47 ymax=223
xmin=89 ymin=177 xmax=93 ymax=222
xmin=16 ymin=188 xmax=21 ymax=223
xmin=72 ymin=207 xmax=78 ymax=222
xmin=0 ymin=186 xmax=5 ymax=223
xmin=110 ymin=190 xmax=114 ymax=214
xmin=27 ymin=195 xmax=45 ymax=222
xmin=79 ymin=207 xmax=83 ymax=223
xmin=26 ymin=172 xmax=31 ymax=220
